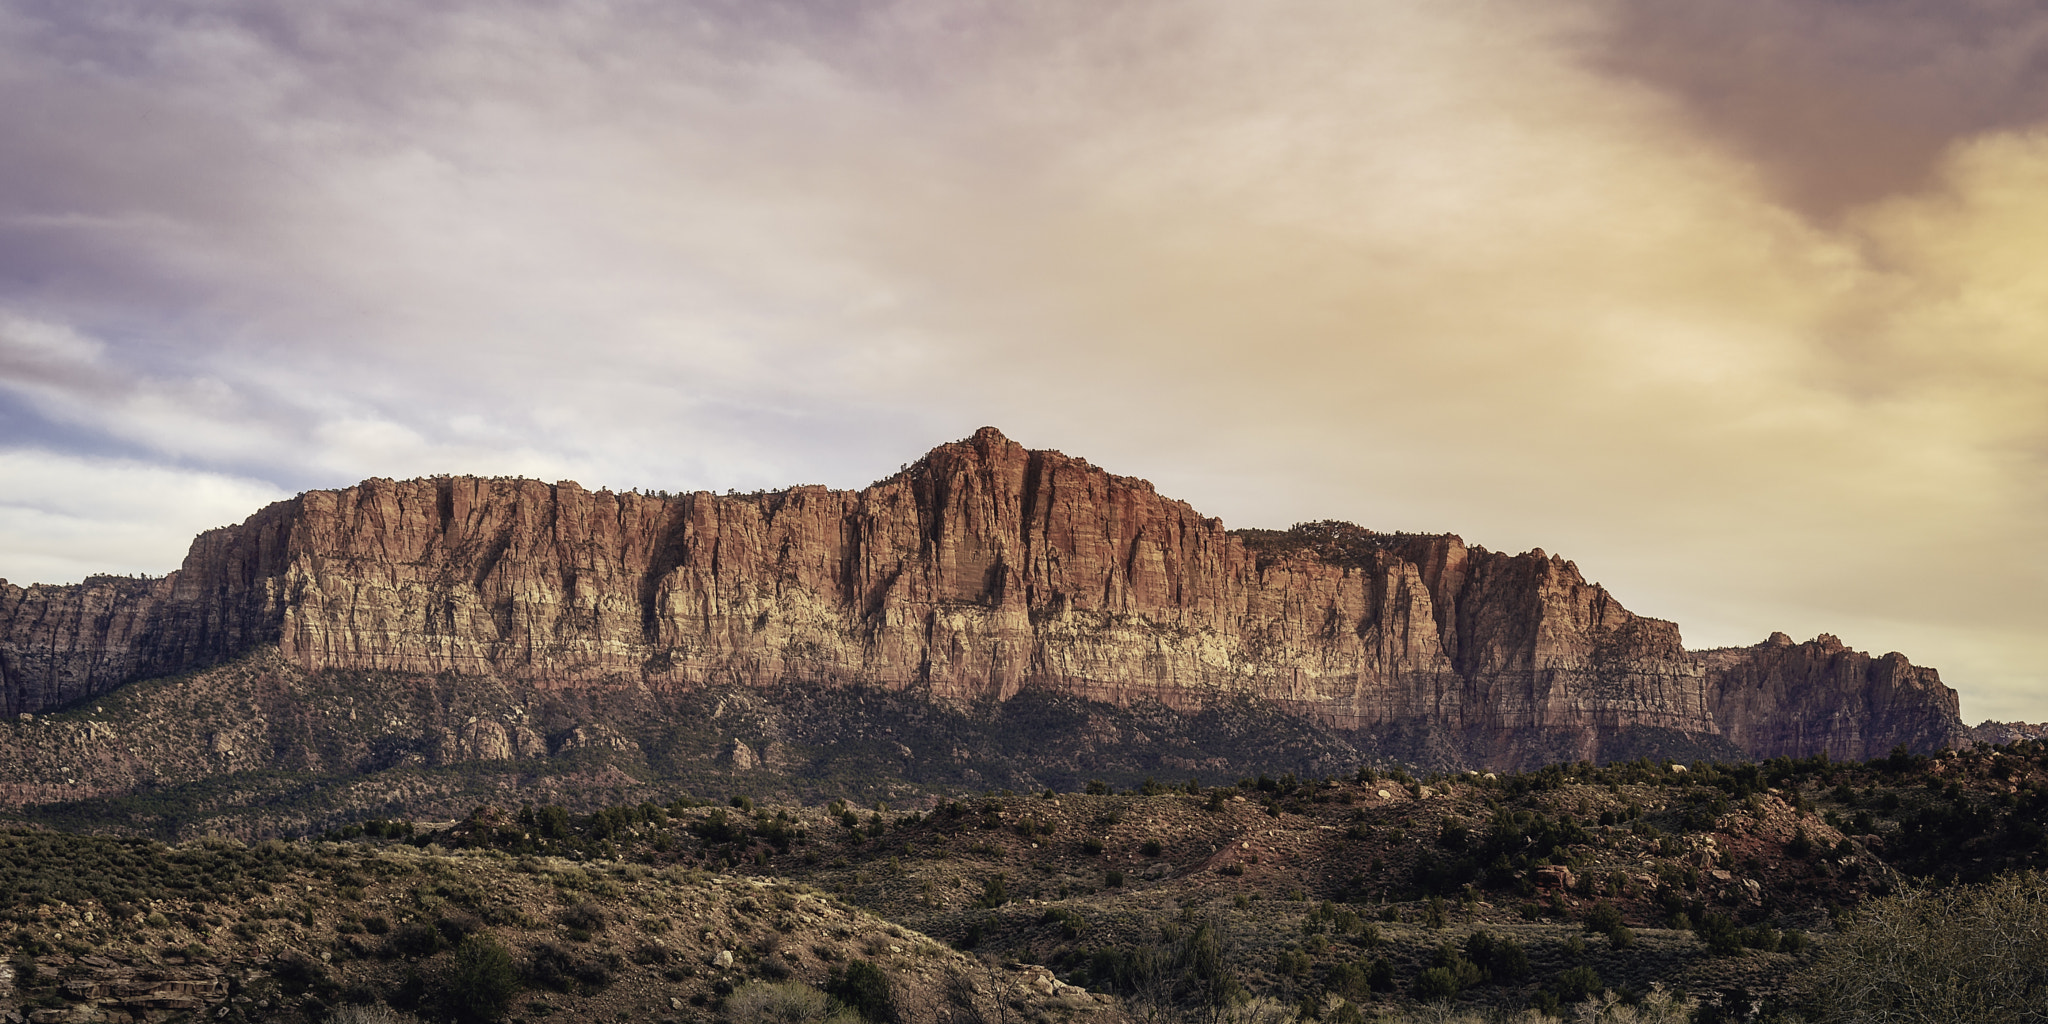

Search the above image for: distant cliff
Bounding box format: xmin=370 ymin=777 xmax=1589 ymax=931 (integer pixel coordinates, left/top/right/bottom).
xmin=1698 ymin=632 xmax=1964 ymax=762
xmin=0 ymin=428 xmax=1969 ymax=768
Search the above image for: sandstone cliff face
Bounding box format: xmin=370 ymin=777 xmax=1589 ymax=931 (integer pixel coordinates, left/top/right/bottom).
xmin=1698 ymin=632 xmax=1966 ymax=762
xmin=0 ymin=428 xmax=1967 ymax=766
xmin=0 ymin=499 xmax=296 ymax=716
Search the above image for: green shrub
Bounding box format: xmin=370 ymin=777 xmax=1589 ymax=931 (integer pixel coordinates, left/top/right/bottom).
xmin=1583 ymin=902 xmax=1623 ymax=935
xmin=387 ymin=921 xmax=443 ymax=958
xmin=1693 ymin=912 xmax=1744 ymax=956
xmin=1410 ymin=944 xmax=1482 ymax=1000
xmin=1462 ymin=930 xmax=1528 ymax=981
xmin=1325 ymin=962 xmax=1368 ymax=999
xmin=826 ymin=960 xmax=894 ymax=1022
xmin=1038 ymin=908 xmax=1086 ymax=940
xmin=1786 ymin=827 xmax=1815 ymax=859
xmin=977 ymin=875 xmax=1008 ymax=909
xmin=1275 ymin=949 xmax=1311 ymax=977
xmin=558 ymin=903 xmax=607 ymax=931
xmin=1552 ymin=965 xmax=1603 ymax=1003
xmin=1411 ymin=967 xmax=1461 ymax=1001
xmin=443 ymin=933 xmax=519 ymax=1023
xmin=1365 ymin=959 xmax=1395 ymax=992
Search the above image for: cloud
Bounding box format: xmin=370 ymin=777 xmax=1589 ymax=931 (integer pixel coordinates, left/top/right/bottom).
xmin=1593 ymin=0 xmax=2048 ymax=217
xmin=0 ymin=0 xmax=2041 ymax=718
xmin=0 ymin=449 xmax=288 ymax=586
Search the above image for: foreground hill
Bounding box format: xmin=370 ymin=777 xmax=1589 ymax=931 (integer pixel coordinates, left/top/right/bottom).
xmin=4 ymin=741 xmax=2043 ymax=1023
xmin=1 ymin=429 xmax=1966 ymax=782
xmin=0 ymin=824 xmax=1111 ymax=1024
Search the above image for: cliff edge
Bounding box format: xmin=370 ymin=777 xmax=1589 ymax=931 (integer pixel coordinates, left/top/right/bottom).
xmin=0 ymin=428 xmax=1968 ymax=767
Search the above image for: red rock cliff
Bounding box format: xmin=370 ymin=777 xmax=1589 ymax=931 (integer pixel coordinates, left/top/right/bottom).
xmin=0 ymin=428 xmax=1967 ymax=764
xmin=1698 ymin=632 xmax=1966 ymax=761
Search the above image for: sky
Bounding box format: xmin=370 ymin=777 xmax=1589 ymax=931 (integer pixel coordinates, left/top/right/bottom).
xmin=1 ymin=0 xmax=2044 ymax=722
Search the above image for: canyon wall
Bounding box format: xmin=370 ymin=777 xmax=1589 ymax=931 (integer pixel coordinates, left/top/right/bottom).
xmin=1700 ymin=633 xmax=1966 ymax=762
xmin=0 ymin=428 xmax=1968 ymax=765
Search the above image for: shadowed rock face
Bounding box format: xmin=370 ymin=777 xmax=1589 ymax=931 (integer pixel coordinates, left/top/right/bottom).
xmin=1699 ymin=632 xmax=1966 ymax=762
xmin=0 ymin=428 xmax=1968 ymax=767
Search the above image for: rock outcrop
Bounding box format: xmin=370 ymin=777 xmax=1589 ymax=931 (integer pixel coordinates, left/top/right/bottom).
xmin=1697 ymin=632 xmax=1966 ymax=762
xmin=1970 ymin=720 xmax=2048 ymax=747
xmin=0 ymin=428 xmax=1970 ymax=767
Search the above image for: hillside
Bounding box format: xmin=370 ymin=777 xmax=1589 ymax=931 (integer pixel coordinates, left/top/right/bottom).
xmin=5 ymin=740 xmax=2045 ymax=1023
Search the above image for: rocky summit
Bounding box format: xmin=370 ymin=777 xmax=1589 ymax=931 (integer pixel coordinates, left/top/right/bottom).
xmin=0 ymin=428 xmax=1971 ymax=819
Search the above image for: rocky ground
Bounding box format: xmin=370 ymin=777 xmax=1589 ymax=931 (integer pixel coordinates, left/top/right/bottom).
xmin=0 ymin=830 xmax=1114 ymax=1024
xmin=5 ymin=738 xmax=2043 ymax=1023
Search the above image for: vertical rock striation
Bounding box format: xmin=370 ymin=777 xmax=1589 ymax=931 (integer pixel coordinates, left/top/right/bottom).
xmin=1698 ymin=632 xmax=1966 ymax=761
xmin=0 ymin=428 xmax=1969 ymax=766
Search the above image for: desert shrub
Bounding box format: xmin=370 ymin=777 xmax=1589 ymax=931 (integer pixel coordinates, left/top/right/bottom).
xmin=1692 ymin=912 xmax=1744 ymax=956
xmin=1324 ymin=962 xmax=1368 ymax=999
xmin=1411 ymin=944 xmax=1483 ymax=1000
xmin=329 ymin=1006 xmax=426 ymax=1024
xmin=1275 ymin=949 xmax=1311 ymax=977
xmin=436 ymin=910 xmax=483 ymax=944
xmin=1786 ymin=827 xmax=1815 ymax=859
xmin=725 ymin=980 xmax=851 ymax=1023
xmin=978 ymin=875 xmax=1008 ymax=908
xmin=1583 ymin=903 xmax=1623 ymax=936
xmin=1461 ymin=930 xmax=1529 ymax=981
xmin=1365 ymin=959 xmax=1395 ymax=992
xmin=1039 ymin=907 xmax=1087 ymax=939
xmin=1410 ymin=967 xmax=1462 ymax=1002
xmin=1423 ymin=896 xmax=1447 ymax=928
xmin=523 ymin=940 xmax=616 ymax=993
xmin=1568 ymin=984 xmax=1699 ymax=1024
xmin=558 ymin=902 xmax=608 ymax=931
xmin=442 ymin=934 xmax=520 ymax=1023
xmin=1552 ymin=965 xmax=1604 ymax=1004
xmin=275 ymin=952 xmax=334 ymax=996
xmin=386 ymin=921 xmax=444 ymax=958
xmin=1218 ymin=995 xmax=1298 ymax=1024
xmin=1801 ymin=871 xmax=2048 ymax=1024
xmin=826 ymin=959 xmax=894 ymax=1022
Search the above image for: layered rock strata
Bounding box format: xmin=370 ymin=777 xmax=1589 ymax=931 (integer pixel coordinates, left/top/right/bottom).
xmin=0 ymin=428 xmax=1968 ymax=765
xmin=1698 ymin=633 xmax=1965 ymax=762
